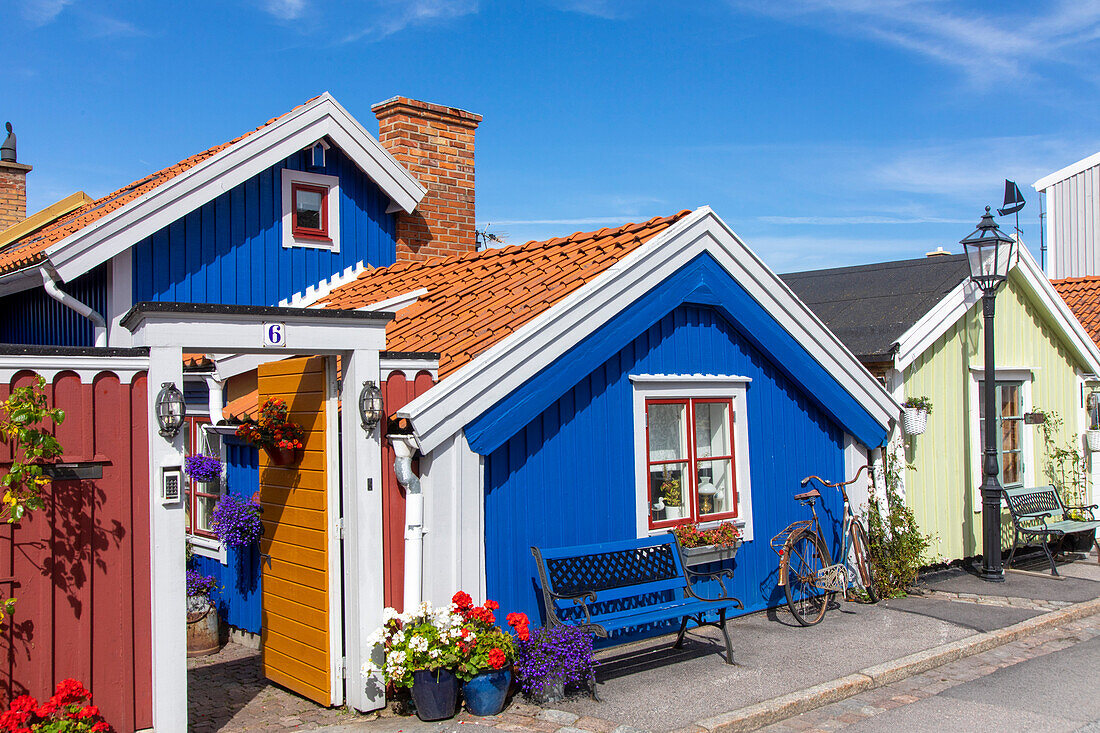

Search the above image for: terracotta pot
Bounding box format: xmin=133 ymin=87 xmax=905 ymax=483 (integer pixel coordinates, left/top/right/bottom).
xmin=264 ymin=446 xmax=302 ymax=466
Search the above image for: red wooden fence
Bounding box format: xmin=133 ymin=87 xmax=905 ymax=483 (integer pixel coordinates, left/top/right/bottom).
xmin=381 ymin=369 xmax=434 ymax=611
xmin=0 ymin=370 xmax=152 ymax=733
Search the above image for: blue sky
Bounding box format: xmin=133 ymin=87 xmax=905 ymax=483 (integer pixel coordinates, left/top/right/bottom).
xmin=7 ymin=0 xmax=1100 ymax=272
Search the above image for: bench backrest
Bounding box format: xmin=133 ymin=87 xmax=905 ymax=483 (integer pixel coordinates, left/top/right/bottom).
xmin=531 ymin=535 xmax=689 ymax=619
xmin=1003 ymin=485 xmax=1066 ymax=520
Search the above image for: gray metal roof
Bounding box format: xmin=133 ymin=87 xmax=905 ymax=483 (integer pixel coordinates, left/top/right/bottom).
xmin=780 ymin=254 xmax=971 ymax=362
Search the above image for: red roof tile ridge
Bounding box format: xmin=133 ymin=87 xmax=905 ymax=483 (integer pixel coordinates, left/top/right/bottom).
xmin=1052 ymin=275 xmax=1100 ymax=285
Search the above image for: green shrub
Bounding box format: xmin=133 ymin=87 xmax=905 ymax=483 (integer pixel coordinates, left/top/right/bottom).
xmin=866 ymin=444 xmax=933 ymax=598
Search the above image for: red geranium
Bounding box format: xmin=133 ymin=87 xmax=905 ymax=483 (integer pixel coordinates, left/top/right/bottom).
xmin=487 ymin=648 xmax=507 ymax=670
xmin=0 ymin=679 xmax=112 ymax=733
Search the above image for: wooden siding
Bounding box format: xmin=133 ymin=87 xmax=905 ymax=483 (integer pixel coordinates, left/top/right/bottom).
xmin=131 ymin=147 xmax=398 ymax=307
xmin=903 ymin=273 xmax=1086 ymax=560
xmin=257 ymin=357 xmax=331 ymax=705
xmin=1042 ymin=158 xmax=1100 ymax=278
xmin=191 ymin=439 xmax=261 ymax=634
xmin=0 ymin=264 xmax=107 ymax=347
xmin=0 ymin=370 xmax=152 ymax=733
xmin=381 ymin=370 xmax=435 ymax=611
xmin=484 ymin=304 xmax=846 ymax=627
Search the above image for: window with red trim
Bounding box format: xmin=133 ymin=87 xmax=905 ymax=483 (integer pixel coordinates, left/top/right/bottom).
xmin=184 ymin=416 xmax=222 ymax=538
xmin=645 ymin=397 xmax=738 ymax=529
xmin=291 ymin=182 xmax=329 ymax=241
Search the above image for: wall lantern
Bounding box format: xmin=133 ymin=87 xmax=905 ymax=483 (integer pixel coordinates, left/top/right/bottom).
xmin=155 ymin=382 xmax=186 ymax=439
xmin=961 ymin=206 xmax=1017 ymax=292
xmin=359 ymin=381 xmax=384 ymax=433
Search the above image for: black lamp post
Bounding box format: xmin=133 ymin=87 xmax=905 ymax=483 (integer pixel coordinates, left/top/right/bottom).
xmin=960 ymin=206 xmax=1018 ymax=582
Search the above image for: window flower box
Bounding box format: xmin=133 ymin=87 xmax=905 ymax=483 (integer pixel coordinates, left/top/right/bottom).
xmin=681 ymin=539 xmax=742 ymax=566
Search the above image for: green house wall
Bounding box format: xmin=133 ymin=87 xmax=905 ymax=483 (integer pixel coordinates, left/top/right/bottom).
xmin=901 ymin=273 xmax=1087 ymax=561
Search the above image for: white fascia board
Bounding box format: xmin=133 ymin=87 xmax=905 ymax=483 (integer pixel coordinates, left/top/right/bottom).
xmin=357 ymin=288 xmax=428 ymax=313
xmin=47 ymin=93 xmax=427 ymax=282
xmin=894 ymin=245 xmax=1100 ymax=376
xmin=0 ymin=263 xmax=49 ymax=298
xmin=1034 ymin=150 xmax=1100 ymax=192
xmin=399 ymin=207 xmax=899 ymax=454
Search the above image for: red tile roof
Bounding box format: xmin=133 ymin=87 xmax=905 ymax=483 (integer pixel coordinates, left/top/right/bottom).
xmin=1052 ymin=276 xmax=1100 ymax=347
xmin=324 ymin=210 xmax=693 ymax=378
xmin=0 ymin=96 xmax=321 ymax=277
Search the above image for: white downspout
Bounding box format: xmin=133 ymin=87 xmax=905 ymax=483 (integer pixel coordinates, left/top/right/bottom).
xmin=205 ymin=374 xmax=224 ymax=423
xmin=391 ymin=434 xmax=423 ymax=610
xmin=40 ymin=267 xmax=108 ymax=347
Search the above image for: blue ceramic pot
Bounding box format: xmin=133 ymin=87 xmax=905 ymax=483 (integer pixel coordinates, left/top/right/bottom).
xmin=463 ymin=668 xmax=511 ymax=716
xmin=411 ymin=669 xmax=459 ymax=721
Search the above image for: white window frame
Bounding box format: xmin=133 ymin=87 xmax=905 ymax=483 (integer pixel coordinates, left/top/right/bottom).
xmin=630 ymin=375 xmax=754 ymax=542
xmin=183 ymin=378 xmax=228 ymax=564
xmin=967 ymin=367 xmax=1035 ymax=513
xmin=281 ymin=168 xmax=341 ymax=252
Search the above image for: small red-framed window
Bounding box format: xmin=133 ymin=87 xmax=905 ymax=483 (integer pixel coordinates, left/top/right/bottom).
xmin=184 ymin=416 xmax=222 ymax=539
xmin=645 ymin=397 xmax=738 ymax=530
xmin=291 ymin=182 xmax=330 ymax=241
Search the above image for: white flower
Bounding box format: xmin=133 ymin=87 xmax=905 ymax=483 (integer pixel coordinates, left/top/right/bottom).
xmin=382 ymin=607 xmax=401 ymax=624
xmin=429 ymin=649 xmax=441 ymax=658
xmin=366 ymin=627 xmax=385 ymax=645
xmin=409 ymin=635 xmax=429 ymax=653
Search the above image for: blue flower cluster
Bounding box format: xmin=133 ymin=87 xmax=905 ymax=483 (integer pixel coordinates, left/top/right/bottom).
xmin=209 ymin=493 xmax=263 ymax=548
xmin=184 ymin=453 xmax=223 ymax=483
xmin=186 ymin=570 xmax=217 ymax=598
xmin=514 ymin=624 xmax=597 ymax=698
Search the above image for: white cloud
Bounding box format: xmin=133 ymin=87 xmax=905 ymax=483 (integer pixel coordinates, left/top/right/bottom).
xmin=759 ymin=214 xmax=971 ymax=225
xmin=732 ymin=0 xmax=1100 ymax=84
xmin=342 ymin=0 xmax=478 ymax=43
xmin=554 ymin=0 xmax=625 ymax=20
xmin=263 ymin=0 xmax=307 ymax=20
xmin=19 ymin=0 xmax=73 ymax=26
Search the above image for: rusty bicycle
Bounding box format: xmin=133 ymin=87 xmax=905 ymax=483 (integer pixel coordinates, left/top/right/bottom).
xmin=771 ymin=465 xmax=879 ymax=626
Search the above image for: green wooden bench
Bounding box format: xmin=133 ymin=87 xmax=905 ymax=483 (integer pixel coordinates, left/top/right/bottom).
xmin=1003 ymin=485 xmax=1100 ymax=576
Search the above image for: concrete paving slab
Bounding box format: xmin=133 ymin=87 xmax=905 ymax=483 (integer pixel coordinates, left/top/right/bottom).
xmin=841 ymin=694 xmax=1086 ymax=732
xmin=881 ymin=595 xmax=1041 ymax=632
xmin=919 ymin=564 xmax=1100 ymax=603
xmin=551 ymin=601 xmax=975 ymax=733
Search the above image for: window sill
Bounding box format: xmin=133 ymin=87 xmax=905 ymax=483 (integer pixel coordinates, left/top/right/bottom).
xmin=189 ymin=534 xmax=227 ymax=565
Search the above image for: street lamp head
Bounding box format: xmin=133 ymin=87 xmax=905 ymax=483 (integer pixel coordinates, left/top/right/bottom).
xmin=961 ymin=206 xmax=1017 ymax=292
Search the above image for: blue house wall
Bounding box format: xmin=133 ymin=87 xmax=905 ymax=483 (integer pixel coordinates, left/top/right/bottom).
xmin=131 ymin=146 xmax=398 ymax=306
xmin=483 ymin=302 xmax=847 ymax=629
xmin=191 ymin=438 xmax=262 ymax=633
xmin=0 ymin=263 xmax=108 ymax=346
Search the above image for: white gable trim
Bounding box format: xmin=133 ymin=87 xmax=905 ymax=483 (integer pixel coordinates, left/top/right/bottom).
xmin=1034 ymin=151 xmax=1100 ymax=192
xmin=397 ymin=207 xmax=899 ymax=454
xmin=45 ymin=93 xmax=427 ymax=283
xmin=894 ymin=244 xmax=1100 ymax=375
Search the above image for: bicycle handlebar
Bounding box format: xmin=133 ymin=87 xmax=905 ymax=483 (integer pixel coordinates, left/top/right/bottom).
xmin=800 ymin=464 xmax=868 ymax=490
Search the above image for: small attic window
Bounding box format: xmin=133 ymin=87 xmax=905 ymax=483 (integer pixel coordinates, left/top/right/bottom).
xmin=281 ymin=168 xmax=340 ymax=252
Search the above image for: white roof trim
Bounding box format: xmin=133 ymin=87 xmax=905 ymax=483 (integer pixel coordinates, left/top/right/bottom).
xmin=894 ymin=244 xmax=1100 ymax=375
xmin=397 ymin=207 xmax=899 ymax=454
xmin=280 ymin=260 xmax=368 ymax=308
xmin=358 ymin=288 xmax=428 ymax=313
xmin=45 ymin=93 xmax=427 ymax=282
xmin=1034 ymin=150 xmax=1100 ymax=192
xmin=629 ymin=374 xmax=752 ymax=384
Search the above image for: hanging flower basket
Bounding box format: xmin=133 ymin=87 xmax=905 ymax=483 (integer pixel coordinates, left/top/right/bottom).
xmin=1086 ymin=430 xmax=1100 ymax=453
xmin=184 ymin=453 xmax=223 ymax=483
xmin=900 ymin=397 xmax=932 ymax=436
xmin=236 ymin=398 xmax=306 ymax=466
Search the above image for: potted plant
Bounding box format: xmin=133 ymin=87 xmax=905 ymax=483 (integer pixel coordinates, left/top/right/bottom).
xmin=184 ymin=453 xmax=223 ymax=484
xmin=900 ymin=396 xmax=933 ymax=436
xmin=656 ymin=477 xmax=684 ymax=520
xmin=370 ymin=600 xmax=464 ymax=721
xmin=1086 ymin=429 xmax=1100 ymax=453
xmin=209 ymin=493 xmax=263 ymax=548
xmin=0 ymin=678 xmax=113 ymax=732
xmin=672 ymin=520 xmax=742 ymax=565
xmin=235 ymin=398 xmax=306 ymax=465
xmin=452 ymin=592 xmax=526 ymax=716
xmin=186 ymin=571 xmax=221 ymax=657
xmin=513 ymin=624 xmax=597 ymax=704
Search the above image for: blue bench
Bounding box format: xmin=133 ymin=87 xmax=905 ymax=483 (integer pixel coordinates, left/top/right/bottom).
xmin=530 ymin=534 xmax=744 ymax=667
xmin=1003 ymin=485 xmax=1100 ymax=576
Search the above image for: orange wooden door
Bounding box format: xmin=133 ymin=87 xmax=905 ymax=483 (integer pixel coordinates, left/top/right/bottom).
xmin=258 ymin=356 xmax=339 ymax=705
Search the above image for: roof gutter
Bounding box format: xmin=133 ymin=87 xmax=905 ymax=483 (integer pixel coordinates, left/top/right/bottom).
xmin=39 ymin=267 xmax=107 ymax=347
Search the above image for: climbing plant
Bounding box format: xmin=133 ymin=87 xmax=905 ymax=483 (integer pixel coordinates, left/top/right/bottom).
xmin=865 ymin=443 xmax=933 ymax=598
xmin=1036 ymin=410 xmax=1090 ymax=516
xmin=0 ymin=375 xmax=65 ymax=625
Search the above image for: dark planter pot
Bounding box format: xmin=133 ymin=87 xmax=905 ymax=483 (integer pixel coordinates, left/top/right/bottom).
xmin=411 ymin=669 xmax=459 ymax=721
xmin=1063 ymin=529 xmax=1097 ymax=554
xmin=528 ymin=677 xmax=565 ymax=705
xmin=264 ymin=446 xmax=302 ymax=466
xmin=463 ymin=668 xmax=511 ymax=716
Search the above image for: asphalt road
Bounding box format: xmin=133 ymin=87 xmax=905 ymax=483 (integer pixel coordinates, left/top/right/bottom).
xmin=846 ymin=634 xmax=1100 ymax=732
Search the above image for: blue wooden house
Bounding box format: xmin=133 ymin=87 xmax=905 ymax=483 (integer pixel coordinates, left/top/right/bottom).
xmin=322 ymin=206 xmax=899 ymax=625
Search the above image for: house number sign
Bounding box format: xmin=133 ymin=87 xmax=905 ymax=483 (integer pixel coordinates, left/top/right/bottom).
xmin=262 ymin=322 xmax=287 ymax=347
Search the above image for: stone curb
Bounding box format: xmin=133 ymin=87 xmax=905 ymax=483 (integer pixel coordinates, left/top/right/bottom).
xmin=694 ymin=596 xmax=1100 ymax=733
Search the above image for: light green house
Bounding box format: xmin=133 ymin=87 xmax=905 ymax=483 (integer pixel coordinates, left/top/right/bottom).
xmin=783 ymin=245 xmax=1100 ymax=562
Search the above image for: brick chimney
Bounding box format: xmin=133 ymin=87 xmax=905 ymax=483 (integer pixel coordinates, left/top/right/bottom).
xmin=373 ymin=97 xmax=481 ymax=262
xmin=0 ymin=123 xmax=31 ymax=232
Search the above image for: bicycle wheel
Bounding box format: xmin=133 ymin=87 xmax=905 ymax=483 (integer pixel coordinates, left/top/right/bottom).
xmin=783 ymin=529 xmax=832 ymax=626
xmin=849 ymin=520 xmax=879 ymax=603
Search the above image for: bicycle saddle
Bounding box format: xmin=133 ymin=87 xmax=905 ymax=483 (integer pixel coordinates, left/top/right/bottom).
xmin=793 ymin=488 xmax=820 ymax=501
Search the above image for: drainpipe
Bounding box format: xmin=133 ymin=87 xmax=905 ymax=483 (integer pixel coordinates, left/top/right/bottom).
xmin=205 ymin=374 xmax=224 ymax=423
xmin=40 ymin=267 xmax=107 ymax=346
xmin=390 ymin=433 xmax=424 ymax=610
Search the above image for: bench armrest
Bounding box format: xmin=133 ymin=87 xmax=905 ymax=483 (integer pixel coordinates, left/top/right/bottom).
xmin=1065 ymin=504 xmax=1098 ymax=520
xmin=684 ymin=567 xmax=743 ymax=607
xmin=547 ymin=590 xmax=598 ymax=627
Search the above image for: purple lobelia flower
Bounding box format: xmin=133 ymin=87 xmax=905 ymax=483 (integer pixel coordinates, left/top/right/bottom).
xmin=513 ymin=625 xmax=597 ymax=699
xmin=184 ymin=453 xmax=223 ymax=483
xmin=186 ymin=570 xmax=217 ymax=599
xmin=209 ymin=493 xmax=263 ymax=548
